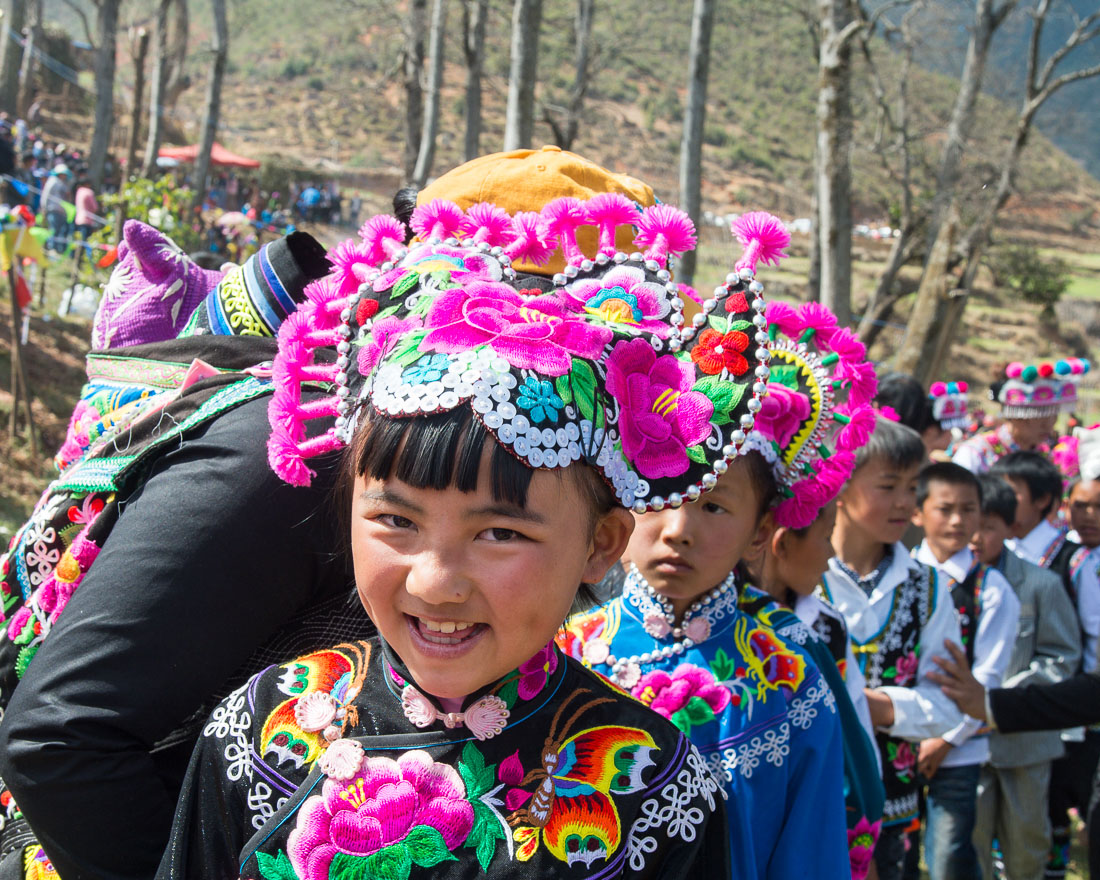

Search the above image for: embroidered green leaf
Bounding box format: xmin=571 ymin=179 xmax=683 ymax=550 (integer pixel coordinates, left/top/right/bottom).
xmin=668 ymin=707 xmax=693 ymax=734
xmin=691 ymin=374 xmax=747 ymax=426
xmin=497 ymin=678 xmax=519 ymax=710
xmin=728 ymin=320 xmax=753 ymax=333
xmin=255 ymin=850 xmax=297 ymax=880
xmin=710 ymin=648 xmax=736 ymax=681
xmin=14 ymin=644 xmax=38 ymax=680
xmin=684 ymin=695 xmax=716 ymax=726
xmin=769 ymin=364 xmax=800 ymax=390
xmin=707 ymin=315 xmax=728 ymax=334
xmin=388 ymin=331 xmax=429 ymax=368
xmin=410 ymin=294 xmax=436 ymax=318
xmin=331 ymin=847 xmax=407 ymax=880
xmin=406 ymin=825 xmax=459 ymax=868
xmin=466 ymin=802 xmax=505 ymax=871
xmin=882 ymin=666 xmax=897 ymax=680
xmin=554 ymin=373 xmax=573 ymax=406
xmin=570 ymin=360 xmax=599 ymax=423
xmin=392 ymin=271 xmax=420 ymax=300
xmin=429 ymin=269 xmax=458 ymax=289
xmin=459 ymin=742 xmax=495 ymax=798
xmin=375 ymin=304 xmax=400 ymax=321
xmin=686 ymin=444 xmax=708 ymax=465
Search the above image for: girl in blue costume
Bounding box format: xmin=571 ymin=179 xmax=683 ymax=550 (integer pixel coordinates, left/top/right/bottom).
xmin=558 ymin=289 xmax=854 ymax=876
xmin=154 ymin=154 xmax=796 ymax=880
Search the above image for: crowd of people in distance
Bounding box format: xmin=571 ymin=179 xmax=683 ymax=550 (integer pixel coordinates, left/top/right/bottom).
xmin=0 ymin=146 xmax=1097 ymax=880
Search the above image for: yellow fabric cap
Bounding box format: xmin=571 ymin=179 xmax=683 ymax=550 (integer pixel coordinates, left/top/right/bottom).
xmin=418 ymin=146 xmax=656 ymax=275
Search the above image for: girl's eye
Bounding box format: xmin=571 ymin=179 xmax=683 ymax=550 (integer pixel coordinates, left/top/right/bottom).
xmin=377 ymin=514 xmax=415 ymax=529
xmin=480 ymin=527 xmax=521 ymax=542
xmin=703 ymin=502 xmax=726 ymax=514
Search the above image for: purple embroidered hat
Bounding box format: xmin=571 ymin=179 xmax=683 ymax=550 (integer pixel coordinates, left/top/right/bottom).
xmin=91 ymin=220 xmax=224 ymax=350
xmin=268 ymin=189 xmax=790 ymax=513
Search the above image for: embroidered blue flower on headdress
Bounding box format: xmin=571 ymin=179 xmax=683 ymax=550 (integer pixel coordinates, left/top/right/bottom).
xmin=402 ymin=353 xmax=451 ymax=385
xmin=517 ymin=377 xmax=565 ymax=425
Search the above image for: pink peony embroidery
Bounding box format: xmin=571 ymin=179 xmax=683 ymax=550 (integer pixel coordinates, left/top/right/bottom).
xmin=371 ymin=243 xmax=503 ymax=293
xmin=295 ymin=691 xmax=339 ymax=733
xmin=631 ymin=663 xmax=731 ymax=719
xmin=847 ymin=817 xmax=881 ymax=880
xmin=517 ymin=643 xmax=559 ymax=701
xmin=357 ymin=315 xmax=423 ymax=379
xmin=422 ymin=282 xmax=611 ymax=376
xmin=894 ymin=651 xmax=919 ymax=686
xmin=606 ymin=338 xmax=714 ymax=479
xmin=754 ymin=383 xmax=812 ymax=449
xmin=559 ymin=266 xmax=671 ymax=335
xmin=287 ymin=750 xmax=474 ymax=880
xmin=891 ymin=741 xmax=916 ymax=775
xmin=318 ymin=738 xmax=364 ymax=780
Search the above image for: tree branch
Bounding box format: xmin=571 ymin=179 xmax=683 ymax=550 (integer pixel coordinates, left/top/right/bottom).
xmin=60 ymin=0 xmax=96 ymax=46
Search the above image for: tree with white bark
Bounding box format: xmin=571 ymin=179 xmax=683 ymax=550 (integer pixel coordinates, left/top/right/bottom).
xmin=191 ymin=0 xmax=227 ymax=210
xmin=503 ymin=0 xmax=544 ymax=151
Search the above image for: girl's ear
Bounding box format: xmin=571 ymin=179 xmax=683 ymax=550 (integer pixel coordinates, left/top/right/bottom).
xmin=583 ymin=507 xmax=635 ymax=584
xmin=748 ymin=509 xmax=776 ymax=562
xmin=770 ymin=526 xmax=789 ymax=559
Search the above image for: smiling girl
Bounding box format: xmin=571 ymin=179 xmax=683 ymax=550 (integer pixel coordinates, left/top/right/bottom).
xmin=151 ymin=150 xmax=796 ymax=880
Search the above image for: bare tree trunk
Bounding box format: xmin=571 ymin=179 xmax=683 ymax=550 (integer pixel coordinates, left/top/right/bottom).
xmin=462 ymin=0 xmax=488 ymax=161
xmin=677 ymin=0 xmax=716 ymax=286
xmin=89 ymin=0 xmax=122 ymax=190
xmin=192 ymin=0 xmax=227 ymax=210
xmin=126 ymin=27 xmax=150 ymax=178
xmin=856 ymin=227 xmax=919 ymax=345
xmin=543 ymin=0 xmax=595 ymax=151
xmin=807 ymin=158 xmax=821 ymax=302
xmin=142 ymin=0 xmax=172 ymax=177
xmin=402 ymin=0 xmax=426 ymax=181
xmin=815 ymin=0 xmax=860 ymax=327
xmin=16 ymin=0 xmax=42 ymax=118
xmin=894 ymin=207 xmax=958 ymax=382
xmin=503 ymin=0 xmax=544 ymax=151
xmin=162 ymin=0 xmax=190 ymax=111
xmin=0 ymin=0 xmax=24 ymax=114
xmin=411 ymin=0 xmax=447 ymax=187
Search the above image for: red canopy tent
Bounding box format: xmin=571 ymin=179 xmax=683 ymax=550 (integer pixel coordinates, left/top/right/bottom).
xmin=157 ymin=142 xmax=261 ymax=168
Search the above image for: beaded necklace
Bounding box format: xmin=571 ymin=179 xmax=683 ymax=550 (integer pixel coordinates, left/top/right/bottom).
xmin=586 ymin=563 xmax=737 ymax=688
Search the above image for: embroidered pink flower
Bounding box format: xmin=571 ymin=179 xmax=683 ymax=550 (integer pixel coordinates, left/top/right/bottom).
xmin=894 ymin=651 xmax=919 ymax=686
xmin=606 ymin=338 xmax=714 ymax=479
xmin=847 ymin=817 xmax=881 ymax=880
xmin=517 ymin=643 xmax=559 ymax=701
xmin=422 ymin=282 xmax=611 ymax=376
xmin=690 ymin=328 xmax=750 ymax=376
xmin=372 ymin=243 xmax=503 ymax=293
xmin=754 ymin=383 xmax=811 ymax=449
xmin=891 ymin=741 xmax=916 ymax=775
xmin=287 ymin=749 xmax=474 ymax=880
xmin=631 ymin=663 xmax=731 ymax=719
xmin=67 ymin=495 xmax=106 ymax=525
xmin=357 ymin=315 xmax=423 ymax=379
xmin=559 ymin=266 xmax=671 ymax=335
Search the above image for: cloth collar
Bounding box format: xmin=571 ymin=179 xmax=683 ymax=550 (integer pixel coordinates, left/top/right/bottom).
xmin=1008 ymin=518 xmax=1064 ymax=567
xmin=833 ymin=543 xmax=896 ymax=596
xmin=914 ymin=542 xmax=974 ymax=584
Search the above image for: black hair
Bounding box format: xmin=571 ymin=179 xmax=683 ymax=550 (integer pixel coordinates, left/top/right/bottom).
xmin=989 ymin=451 xmax=1064 ymax=518
xmin=916 ymin=461 xmax=982 ymax=508
xmin=741 ymin=449 xmax=779 ymax=519
xmin=854 ymin=416 xmax=926 ymax=472
xmin=339 ymin=406 xmax=615 ymax=610
xmin=977 ymin=474 xmax=1017 ymax=526
xmin=392 ymin=186 xmax=419 ymax=244
xmin=875 ymin=372 xmax=934 ymax=433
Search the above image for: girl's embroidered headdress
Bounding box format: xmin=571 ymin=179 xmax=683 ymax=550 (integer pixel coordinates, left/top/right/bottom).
xmin=266 ymin=189 xmax=790 ymax=512
xmin=997 ymin=358 xmax=1088 ymax=419
xmin=929 ymin=381 xmax=969 ymax=431
xmin=743 ymin=301 xmax=876 ymax=528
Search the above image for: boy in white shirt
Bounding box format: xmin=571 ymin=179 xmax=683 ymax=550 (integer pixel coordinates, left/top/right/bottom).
xmin=822 ymin=417 xmax=964 ymax=880
xmin=912 ymin=462 xmax=1020 ymax=880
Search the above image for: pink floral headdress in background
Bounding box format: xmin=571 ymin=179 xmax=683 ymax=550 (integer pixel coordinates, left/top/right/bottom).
xmin=745 ymin=300 xmax=877 ymax=529
xmin=267 ymin=188 xmax=790 ymax=512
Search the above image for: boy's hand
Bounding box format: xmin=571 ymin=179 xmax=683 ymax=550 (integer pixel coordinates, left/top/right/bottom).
xmin=917 ymin=737 xmax=952 ymax=779
xmin=927 ymin=640 xmax=987 ymax=721
xmin=864 ymin=688 xmax=895 ymax=729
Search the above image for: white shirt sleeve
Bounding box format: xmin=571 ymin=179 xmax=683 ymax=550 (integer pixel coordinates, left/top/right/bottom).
xmin=941 ymin=570 xmax=1021 ymax=747
xmin=880 ymin=569 xmax=966 ymax=740
xmin=1076 ymin=558 xmax=1100 ymax=673
xmin=950 ymin=441 xmax=982 ymax=474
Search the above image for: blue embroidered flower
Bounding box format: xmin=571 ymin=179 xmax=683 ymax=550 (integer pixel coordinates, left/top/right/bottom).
xmin=402 ymin=353 xmax=450 ymax=385
xmin=516 ymin=376 xmax=564 ymax=425
xmin=584 ymin=285 xmax=644 ymax=324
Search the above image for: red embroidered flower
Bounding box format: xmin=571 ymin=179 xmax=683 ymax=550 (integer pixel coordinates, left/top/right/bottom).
xmin=355 ymin=297 xmax=379 ymax=326
xmin=724 ymin=291 xmax=750 ymax=314
xmin=690 ymin=328 xmax=750 ymax=376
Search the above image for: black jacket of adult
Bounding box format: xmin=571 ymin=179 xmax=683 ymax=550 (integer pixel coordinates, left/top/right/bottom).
xmin=0 ymin=341 xmax=372 ymax=880
xmin=990 ymin=667 xmax=1100 ymax=733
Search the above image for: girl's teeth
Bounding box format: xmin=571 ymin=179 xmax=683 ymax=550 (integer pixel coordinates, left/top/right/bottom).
xmin=422 ymin=619 xmax=472 ymax=634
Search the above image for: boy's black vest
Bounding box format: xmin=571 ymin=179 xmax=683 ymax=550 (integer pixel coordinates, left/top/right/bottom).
xmin=951 ymin=563 xmax=990 ymax=668
xmin=1048 ymin=536 xmax=1089 ymax=607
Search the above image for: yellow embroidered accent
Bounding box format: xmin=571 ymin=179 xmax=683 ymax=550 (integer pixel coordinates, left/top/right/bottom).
xmin=339 ymin=777 xmax=370 ymax=809
xmin=851 ymin=643 xmax=879 ymax=655
xmin=769 ymin=346 xmax=823 ymax=468
xmin=652 ymin=389 xmax=680 ymax=416
xmin=219 ymin=267 xmax=271 ymax=337
xmin=586 ymin=299 xmax=638 ymax=325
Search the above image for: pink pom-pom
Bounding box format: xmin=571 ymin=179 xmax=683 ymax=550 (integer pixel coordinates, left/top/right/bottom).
xmin=1005 ymin=362 xmax=1024 ymax=379
xmin=541 ymin=197 xmax=589 ymax=265
xmin=776 ymin=479 xmax=830 ymax=529
xmin=732 ymin=211 xmax=790 ymax=273
xmin=267 ymin=431 xmax=316 ymax=487
xmin=797 ymin=302 xmax=839 ymax=342
xmin=504 ymin=211 xmax=555 ymax=266
xmin=840 ymin=360 xmax=878 ymax=403
xmin=358 ymin=215 xmax=407 ymax=264
xmin=930 ymin=381 xmax=947 ymax=397
xmin=633 ymin=205 xmax=697 ymax=268
xmin=678 ymin=283 xmax=703 ymax=305
xmin=840 ymin=406 xmax=879 ymax=448
xmin=958 ymin=381 xmax=969 ymax=393
xmin=764 ymin=300 xmax=800 ymax=339
xmin=327 ymin=239 xmax=375 ymax=296
xmin=410 ymin=199 xmax=465 ymax=241
xmin=586 ymin=193 xmax=639 ymax=256
xmin=461 ymin=203 xmax=514 ymax=247
xmin=828 ymin=327 xmax=866 ymax=362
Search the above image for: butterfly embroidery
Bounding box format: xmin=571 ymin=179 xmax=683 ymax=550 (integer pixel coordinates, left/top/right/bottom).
xmin=508 ymin=689 xmax=658 ymax=867
xmin=733 ymin=618 xmax=806 ymax=701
